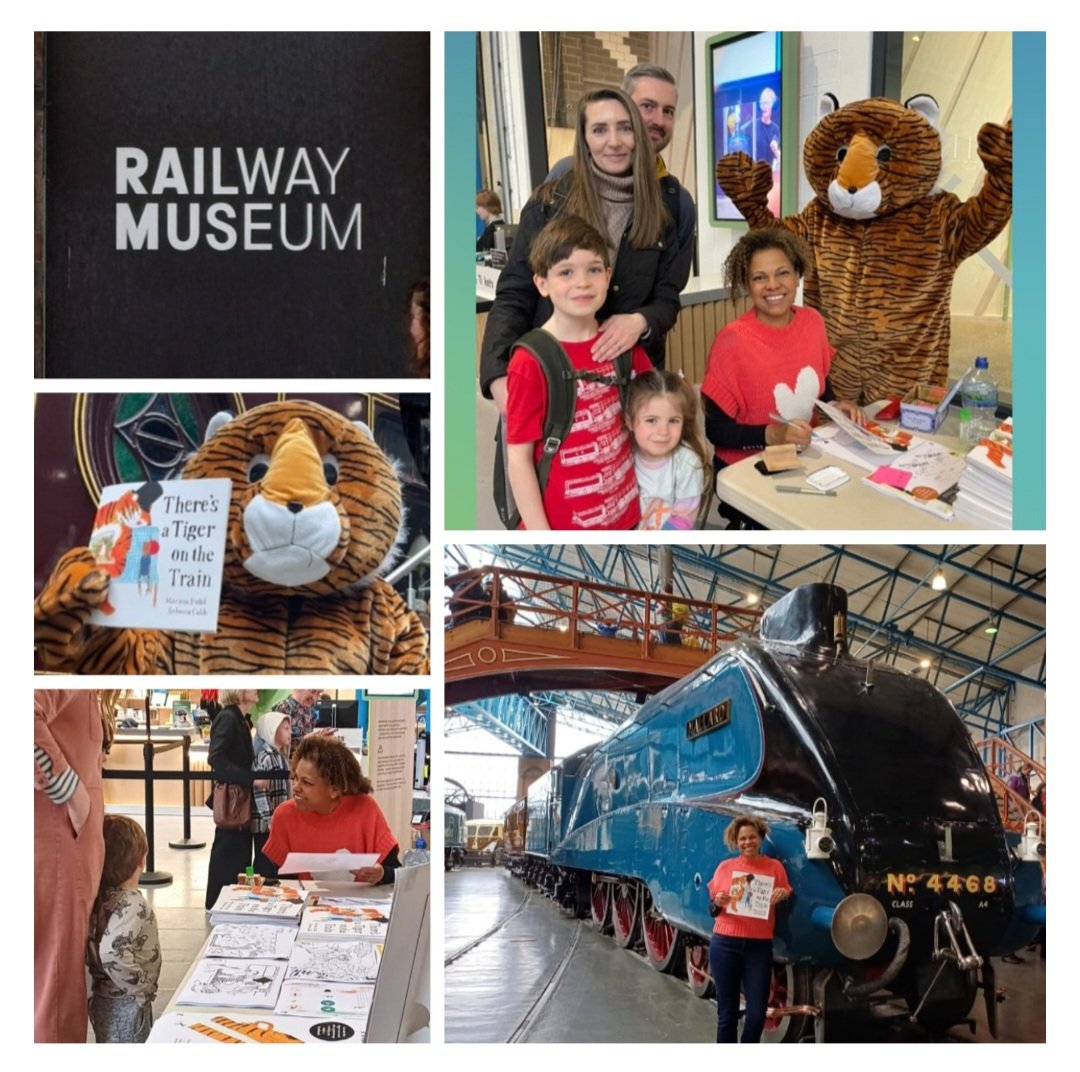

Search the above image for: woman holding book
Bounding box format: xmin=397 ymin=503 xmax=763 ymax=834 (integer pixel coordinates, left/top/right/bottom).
xmin=262 ymin=735 xmax=400 ymax=885
xmin=205 ymin=688 xmax=268 ymax=910
xmin=706 ymin=814 xmax=792 ymax=1043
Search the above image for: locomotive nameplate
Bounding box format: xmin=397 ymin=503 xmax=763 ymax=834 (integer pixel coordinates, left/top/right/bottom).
xmin=686 ymin=700 xmax=731 ymax=740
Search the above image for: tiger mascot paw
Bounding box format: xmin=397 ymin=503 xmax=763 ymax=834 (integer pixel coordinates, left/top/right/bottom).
xmin=976 ymin=119 xmax=1012 ymax=171
xmin=715 ymin=151 xmax=775 ymax=211
xmin=34 ymin=547 xmax=111 ymax=668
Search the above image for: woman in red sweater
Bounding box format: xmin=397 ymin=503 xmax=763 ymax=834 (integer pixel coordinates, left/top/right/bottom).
xmin=707 ymin=814 xmax=792 ymax=1043
xmin=263 ymin=735 xmax=400 ymax=885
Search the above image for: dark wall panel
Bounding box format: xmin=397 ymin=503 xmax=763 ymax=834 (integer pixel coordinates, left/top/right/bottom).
xmin=43 ymin=32 xmax=430 ymax=378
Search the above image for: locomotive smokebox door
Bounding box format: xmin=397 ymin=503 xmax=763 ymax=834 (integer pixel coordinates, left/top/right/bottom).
xmin=760 ymin=583 xmax=849 ymax=655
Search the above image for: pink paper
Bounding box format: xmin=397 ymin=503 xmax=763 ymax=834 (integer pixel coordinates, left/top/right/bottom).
xmin=867 ymin=466 xmax=912 ymax=490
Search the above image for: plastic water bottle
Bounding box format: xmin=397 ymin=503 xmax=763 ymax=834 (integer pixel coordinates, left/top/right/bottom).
xmin=402 ymin=836 xmax=430 ymax=867
xmin=959 ymin=356 xmax=999 ymax=441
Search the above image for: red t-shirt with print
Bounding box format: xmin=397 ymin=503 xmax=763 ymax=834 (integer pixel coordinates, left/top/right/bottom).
xmin=506 ymin=335 xmax=653 ymax=530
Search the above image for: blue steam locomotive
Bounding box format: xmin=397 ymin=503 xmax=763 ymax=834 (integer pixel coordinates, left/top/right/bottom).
xmin=514 ymin=583 xmax=1044 ymax=1040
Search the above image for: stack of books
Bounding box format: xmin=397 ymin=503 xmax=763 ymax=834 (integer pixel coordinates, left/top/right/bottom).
xmin=954 ymin=419 xmax=1013 ymax=528
xmin=206 ymin=882 xmax=307 ymax=927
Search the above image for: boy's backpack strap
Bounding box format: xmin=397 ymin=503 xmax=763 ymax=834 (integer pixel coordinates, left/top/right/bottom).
xmin=514 ymin=329 xmax=577 ymax=493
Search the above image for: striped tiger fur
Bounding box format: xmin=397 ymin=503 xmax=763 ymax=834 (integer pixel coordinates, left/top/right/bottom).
xmin=34 ymin=399 xmax=429 ymax=675
xmin=715 ymin=96 xmax=1012 ymax=404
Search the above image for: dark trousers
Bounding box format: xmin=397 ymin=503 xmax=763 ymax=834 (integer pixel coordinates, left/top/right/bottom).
xmin=205 ymin=825 xmax=253 ymax=910
xmin=252 ymin=830 xmax=279 ymax=881
xmin=709 ymin=933 xmax=774 ymax=1043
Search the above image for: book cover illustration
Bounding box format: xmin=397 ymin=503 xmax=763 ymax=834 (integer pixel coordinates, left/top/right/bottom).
xmin=87 ymin=478 xmax=230 ymax=631
xmin=863 ymin=441 xmax=965 ymax=520
xmin=286 ymin=940 xmax=383 ymax=984
xmin=727 ymin=870 xmax=775 ymax=920
xmin=175 ymin=958 xmax=287 ymax=1009
xmin=209 ymin=883 xmax=307 ymax=925
xmin=206 ymin=924 xmax=298 ymax=960
xmin=148 ymin=1011 xmax=363 ymax=1043
xmin=275 ymin=979 xmax=374 ymax=1022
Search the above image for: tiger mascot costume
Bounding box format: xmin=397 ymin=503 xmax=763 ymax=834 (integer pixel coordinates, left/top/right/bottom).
xmin=714 ymin=95 xmax=1012 ymax=403
xmin=34 ymin=399 xmax=429 ymax=674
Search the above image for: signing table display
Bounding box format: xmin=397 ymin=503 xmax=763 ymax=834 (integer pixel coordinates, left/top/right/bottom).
xmin=152 ymin=866 xmax=428 ymax=1044
xmin=714 ymin=410 xmax=987 ymax=531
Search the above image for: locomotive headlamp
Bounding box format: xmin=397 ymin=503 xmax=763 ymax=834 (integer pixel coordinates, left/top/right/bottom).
xmin=806 ymin=797 xmax=834 ymax=859
xmin=1019 ymin=811 xmax=1046 ymax=862
xmin=830 ymin=893 xmax=888 ymax=960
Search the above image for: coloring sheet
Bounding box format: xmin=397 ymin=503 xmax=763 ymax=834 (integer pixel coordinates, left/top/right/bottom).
xmin=286 ymin=940 xmax=383 ymax=984
xmin=175 ymin=958 xmax=287 ymax=1009
xmin=275 ymin=979 xmax=374 ymax=1021
xmin=206 ymin=924 xmax=297 ymax=960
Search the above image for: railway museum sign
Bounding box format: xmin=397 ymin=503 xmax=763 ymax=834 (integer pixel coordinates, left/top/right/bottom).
xmin=41 ymin=32 xmax=429 ymax=377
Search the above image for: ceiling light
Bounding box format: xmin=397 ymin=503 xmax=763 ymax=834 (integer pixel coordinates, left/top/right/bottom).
xmin=931 ymin=570 xmax=947 ymax=591
xmin=919 ymin=656 xmax=931 ymax=669
xmin=984 ymin=620 xmax=999 ymax=636
xmin=746 ymin=592 xmax=759 ymax=605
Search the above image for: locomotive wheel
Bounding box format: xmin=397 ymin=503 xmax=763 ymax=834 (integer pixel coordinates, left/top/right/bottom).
xmin=611 ymin=880 xmax=641 ymax=948
xmin=589 ymin=877 xmax=612 ymax=933
xmin=905 ymin=964 xmax=979 ymax=1034
xmin=754 ymin=962 xmax=813 ymax=1044
xmin=642 ymin=898 xmax=686 ymax=975
xmin=686 ymin=942 xmax=714 ymax=999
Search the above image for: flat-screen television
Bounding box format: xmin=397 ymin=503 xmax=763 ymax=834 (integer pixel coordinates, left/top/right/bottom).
xmin=314 ymin=699 xmax=360 ymax=729
xmin=710 ymin=31 xmax=785 ymax=222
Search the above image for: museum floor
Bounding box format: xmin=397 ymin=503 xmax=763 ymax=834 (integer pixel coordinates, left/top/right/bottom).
xmin=444 ymin=867 xmax=1045 ymax=1044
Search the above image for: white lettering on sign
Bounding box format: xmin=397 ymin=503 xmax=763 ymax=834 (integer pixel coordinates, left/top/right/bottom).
xmin=114 ymin=146 xmax=361 ymax=252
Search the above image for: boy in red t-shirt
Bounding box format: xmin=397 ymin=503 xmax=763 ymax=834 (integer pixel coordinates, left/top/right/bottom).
xmin=505 ymin=216 xmax=653 ymax=530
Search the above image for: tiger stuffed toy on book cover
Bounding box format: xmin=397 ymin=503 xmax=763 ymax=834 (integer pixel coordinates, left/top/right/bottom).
xmin=34 ymin=399 xmax=429 ymax=674
xmin=715 ymin=95 xmax=1012 ymax=404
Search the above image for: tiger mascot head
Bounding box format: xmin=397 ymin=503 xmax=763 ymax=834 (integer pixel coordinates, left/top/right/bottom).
xmin=804 ymin=95 xmax=942 ymax=221
xmin=181 ymin=399 xmax=405 ymax=598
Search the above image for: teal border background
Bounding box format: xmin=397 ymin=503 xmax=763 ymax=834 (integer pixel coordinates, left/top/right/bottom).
xmin=446 ymin=32 xmax=477 ymax=529
xmin=447 ymin=32 xmax=1046 ymax=532
xmin=1012 ymin=31 xmax=1045 ymax=531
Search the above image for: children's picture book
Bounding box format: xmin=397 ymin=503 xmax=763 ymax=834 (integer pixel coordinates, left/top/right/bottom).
xmin=727 ymin=870 xmax=775 ymax=920
xmin=286 ymin=940 xmax=384 ymax=984
xmin=862 ymin=440 xmax=965 ymax=521
xmin=87 ymin=478 xmax=231 ymax=631
xmin=298 ymin=897 xmax=391 ymax=940
xmin=175 ymin=958 xmax=287 ymax=1009
xmin=206 ymin=924 xmax=298 ymax=960
xmin=275 ymin=980 xmax=375 ymax=1022
xmin=147 ymin=1010 xmax=364 ymax=1044
xmin=208 ymin=883 xmax=307 ymax=926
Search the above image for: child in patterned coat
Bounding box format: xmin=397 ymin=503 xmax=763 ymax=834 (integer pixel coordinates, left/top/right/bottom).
xmin=86 ymin=815 xmax=161 ymax=1043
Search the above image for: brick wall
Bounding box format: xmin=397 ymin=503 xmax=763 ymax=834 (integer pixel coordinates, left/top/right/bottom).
xmin=541 ymin=32 xmax=651 ymax=128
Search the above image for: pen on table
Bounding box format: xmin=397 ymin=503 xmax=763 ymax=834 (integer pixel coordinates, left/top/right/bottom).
xmin=777 ymin=485 xmax=836 ymax=496
xmin=768 ymin=412 xmax=826 ymax=441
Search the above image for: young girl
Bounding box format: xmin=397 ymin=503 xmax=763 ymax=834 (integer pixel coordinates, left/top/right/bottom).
xmin=87 ymin=815 xmax=161 ymax=1043
xmin=252 ymin=709 xmax=292 ymax=880
xmin=625 ymin=369 xmax=711 ymax=530
xmin=701 ymin=228 xmax=862 ymax=527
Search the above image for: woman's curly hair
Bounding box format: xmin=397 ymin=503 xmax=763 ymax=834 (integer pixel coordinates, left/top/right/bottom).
xmin=291 ymin=734 xmax=373 ymax=796
xmin=723 ymin=813 xmax=770 ymax=850
xmin=723 ymin=227 xmax=812 ymax=296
